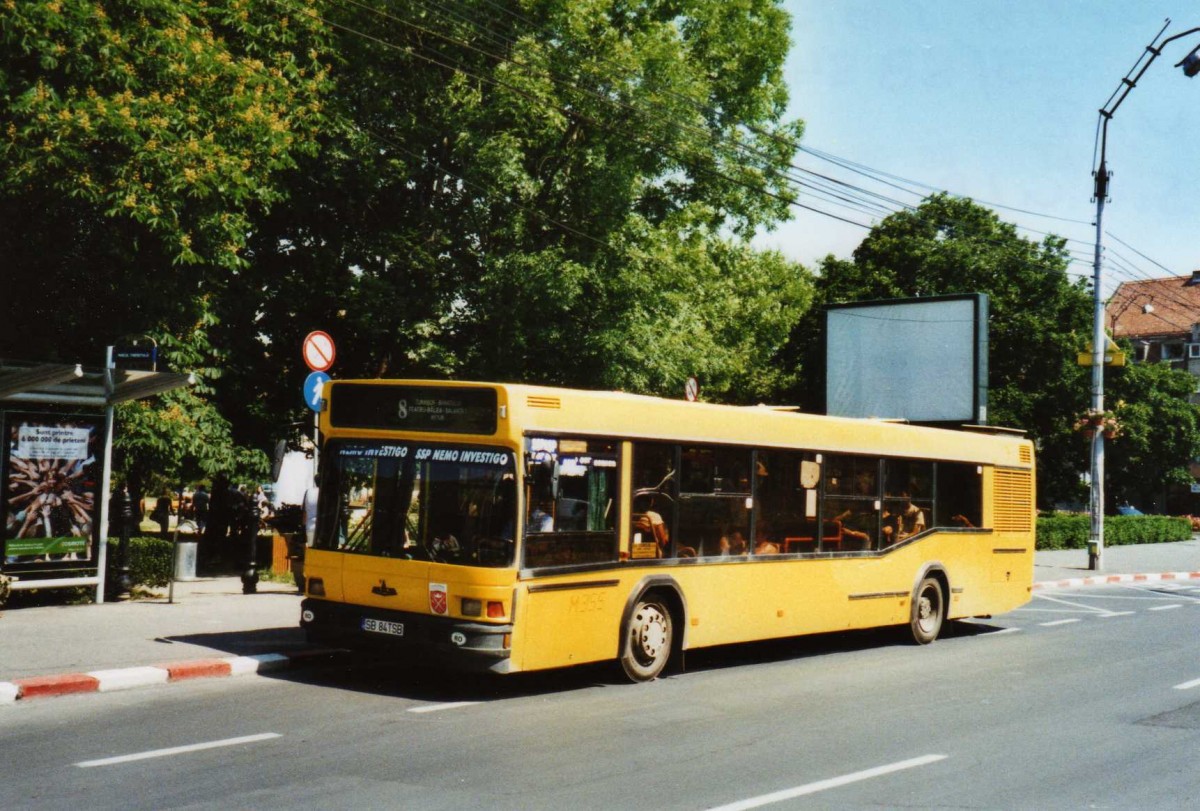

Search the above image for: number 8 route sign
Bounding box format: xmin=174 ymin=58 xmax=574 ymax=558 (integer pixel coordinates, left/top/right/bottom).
xmin=302 ymin=330 xmax=335 ymax=372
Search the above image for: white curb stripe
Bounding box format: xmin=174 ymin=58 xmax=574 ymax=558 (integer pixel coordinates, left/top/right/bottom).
xmin=87 ymin=666 xmax=170 ymax=692
xmin=0 ymin=682 xmax=17 ymax=704
xmin=226 ymin=653 xmax=289 ymax=676
xmin=1034 ymin=572 xmax=1200 ymax=591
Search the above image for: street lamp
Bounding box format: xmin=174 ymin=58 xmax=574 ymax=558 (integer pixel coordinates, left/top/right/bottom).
xmin=1089 ymin=20 xmax=1200 ymax=571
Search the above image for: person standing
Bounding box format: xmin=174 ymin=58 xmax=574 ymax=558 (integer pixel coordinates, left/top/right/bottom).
xmin=193 ymin=484 xmax=210 ymax=534
xmin=203 ymin=474 xmax=232 ymax=565
xmin=152 ymin=493 xmax=172 ymax=539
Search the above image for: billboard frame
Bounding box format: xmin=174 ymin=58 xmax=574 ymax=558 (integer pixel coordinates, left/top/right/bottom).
xmin=823 ymin=293 xmax=989 ymax=427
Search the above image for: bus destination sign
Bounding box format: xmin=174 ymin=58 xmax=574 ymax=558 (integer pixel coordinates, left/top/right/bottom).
xmin=329 ymin=384 xmax=497 ymax=434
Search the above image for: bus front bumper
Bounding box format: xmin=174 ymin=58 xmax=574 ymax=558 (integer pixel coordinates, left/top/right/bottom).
xmin=300 ymin=598 xmax=514 ymax=674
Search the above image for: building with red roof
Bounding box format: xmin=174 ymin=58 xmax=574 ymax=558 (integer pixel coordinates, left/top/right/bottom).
xmin=1107 ymin=272 xmax=1200 ymax=378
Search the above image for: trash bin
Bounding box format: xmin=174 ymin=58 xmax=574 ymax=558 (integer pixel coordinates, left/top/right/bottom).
xmin=174 ymin=540 xmax=198 ymax=581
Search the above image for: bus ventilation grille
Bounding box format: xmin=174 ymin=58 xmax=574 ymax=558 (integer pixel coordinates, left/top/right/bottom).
xmin=1019 ymin=445 xmax=1032 ymax=465
xmin=527 ymin=395 xmax=561 ymax=409
xmin=994 ymin=470 xmax=1033 ymax=532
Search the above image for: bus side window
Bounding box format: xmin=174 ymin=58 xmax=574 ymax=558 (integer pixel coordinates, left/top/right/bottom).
xmin=678 ymin=446 xmax=750 ymax=558
xmin=523 ymin=436 xmax=620 ymax=568
xmin=935 ymin=462 xmax=983 ymax=529
xmin=630 ymin=443 xmax=675 ymax=559
xmin=883 ymin=459 xmax=932 ymax=544
xmin=822 ymin=455 xmax=881 ymax=552
xmin=756 ymin=449 xmax=821 ymax=554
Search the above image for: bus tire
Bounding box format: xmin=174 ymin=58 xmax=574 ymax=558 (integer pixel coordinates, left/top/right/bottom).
xmin=620 ymin=596 xmax=673 ymax=682
xmin=910 ymin=576 xmax=945 ymax=645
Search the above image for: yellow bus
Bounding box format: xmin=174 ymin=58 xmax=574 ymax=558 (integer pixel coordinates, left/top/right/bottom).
xmin=300 ymin=380 xmax=1035 ymax=681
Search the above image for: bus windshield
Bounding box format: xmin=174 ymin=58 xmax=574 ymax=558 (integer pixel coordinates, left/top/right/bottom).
xmin=315 ymin=440 xmax=516 ymax=568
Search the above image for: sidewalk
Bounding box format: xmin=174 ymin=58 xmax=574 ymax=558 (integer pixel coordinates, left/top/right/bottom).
xmin=3 ymin=540 xmax=1200 ymax=704
xmin=1032 ymin=538 xmax=1200 ymax=588
xmin=0 ymin=576 xmax=323 ymax=703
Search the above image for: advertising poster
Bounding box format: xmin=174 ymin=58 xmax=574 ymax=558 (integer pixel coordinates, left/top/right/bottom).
xmin=2 ymin=412 xmax=103 ymax=568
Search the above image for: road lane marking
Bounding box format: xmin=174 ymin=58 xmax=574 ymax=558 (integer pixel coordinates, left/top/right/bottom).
xmin=75 ymin=733 xmax=281 ymax=768
xmin=1098 ymin=611 xmax=1136 ymax=618
xmin=1149 ymin=604 xmax=1183 ymax=611
xmin=1173 ymin=678 xmax=1200 ymax=691
xmin=990 ymin=627 xmax=1021 ymax=635
xmin=408 ymin=701 xmax=480 ymax=714
xmin=1030 ymin=595 xmax=1116 ymax=614
xmin=1038 ymin=619 xmax=1081 ymax=627
xmin=706 ymin=754 xmax=948 ymax=811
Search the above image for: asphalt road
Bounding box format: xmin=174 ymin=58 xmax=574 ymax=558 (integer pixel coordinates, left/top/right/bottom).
xmin=4 ymin=581 xmax=1200 ymax=810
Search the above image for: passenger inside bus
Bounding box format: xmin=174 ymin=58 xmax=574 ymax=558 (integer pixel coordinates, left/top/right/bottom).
xmin=896 ymin=493 xmax=927 ymax=539
xmin=529 ymin=499 xmax=554 ymax=533
xmin=632 ymin=493 xmax=670 ymax=555
xmin=714 ymin=528 xmax=748 ymax=557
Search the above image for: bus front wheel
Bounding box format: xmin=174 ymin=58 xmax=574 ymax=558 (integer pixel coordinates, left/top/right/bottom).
xmin=620 ymin=597 xmax=673 ymax=682
xmin=910 ymin=576 xmax=945 ymax=644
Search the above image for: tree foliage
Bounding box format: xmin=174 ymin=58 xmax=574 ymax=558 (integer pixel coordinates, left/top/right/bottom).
xmin=0 ymin=0 xmax=329 ymax=478
xmin=2 ymin=0 xmax=811 ymax=481
xmin=785 ymin=194 xmax=1093 ymax=506
xmin=221 ymin=0 xmax=811 ymax=445
xmin=113 ymin=312 xmax=269 ymax=493
xmin=1104 ymin=359 xmax=1200 ymax=511
xmin=786 ymin=193 xmax=1200 ymax=510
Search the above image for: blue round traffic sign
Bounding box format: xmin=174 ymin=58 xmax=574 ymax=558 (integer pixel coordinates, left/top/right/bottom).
xmin=304 ymin=371 xmax=330 ymax=412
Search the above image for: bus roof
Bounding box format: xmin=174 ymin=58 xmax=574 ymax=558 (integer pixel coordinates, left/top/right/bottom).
xmin=322 ymin=379 xmax=1033 ymax=469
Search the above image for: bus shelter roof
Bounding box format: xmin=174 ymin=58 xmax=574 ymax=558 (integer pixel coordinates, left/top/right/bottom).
xmin=0 ymin=359 xmax=193 ymax=408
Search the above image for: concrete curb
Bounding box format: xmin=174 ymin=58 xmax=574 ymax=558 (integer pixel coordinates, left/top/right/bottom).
xmin=0 ymin=648 xmax=343 ymax=706
xmin=1033 ymin=571 xmax=1200 ymax=591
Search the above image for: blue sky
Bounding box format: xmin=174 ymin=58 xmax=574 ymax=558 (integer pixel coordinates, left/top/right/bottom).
xmin=758 ymin=1 xmax=1200 ymax=295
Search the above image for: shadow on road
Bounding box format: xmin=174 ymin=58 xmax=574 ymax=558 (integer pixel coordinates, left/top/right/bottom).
xmin=191 ymin=616 xmax=1018 ymax=704
xmin=160 ymin=612 xmax=1018 ymax=705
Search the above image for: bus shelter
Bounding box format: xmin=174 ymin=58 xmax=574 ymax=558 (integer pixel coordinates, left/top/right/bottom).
xmin=0 ymin=356 xmax=191 ymax=602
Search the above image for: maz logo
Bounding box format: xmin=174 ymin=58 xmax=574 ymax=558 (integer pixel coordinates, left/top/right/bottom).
xmin=372 ymin=580 xmax=398 ymax=597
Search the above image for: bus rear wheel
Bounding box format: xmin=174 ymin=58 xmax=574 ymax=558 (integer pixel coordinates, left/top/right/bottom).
xmin=910 ymin=576 xmax=944 ymax=645
xmin=620 ymin=597 xmax=673 ymax=682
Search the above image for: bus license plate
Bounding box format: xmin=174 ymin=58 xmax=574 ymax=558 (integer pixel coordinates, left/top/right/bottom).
xmin=362 ymin=618 xmax=404 ymax=637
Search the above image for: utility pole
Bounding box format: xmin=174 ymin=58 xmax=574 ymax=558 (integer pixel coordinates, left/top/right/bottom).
xmin=1089 ymin=20 xmax=1200 ymax=571
xmin=1089 ymin=150 xmax=1109 ymax=571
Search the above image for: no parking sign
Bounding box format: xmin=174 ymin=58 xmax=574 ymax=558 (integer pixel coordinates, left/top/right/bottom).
xmin=302 ymin=331 xmax=335 ymax=373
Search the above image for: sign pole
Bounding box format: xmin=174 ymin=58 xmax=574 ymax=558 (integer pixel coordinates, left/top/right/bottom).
xmin=301 ymin=332 xmax=334 ymax=530
xmin=95 ymin=346 xmax=115 ymax=604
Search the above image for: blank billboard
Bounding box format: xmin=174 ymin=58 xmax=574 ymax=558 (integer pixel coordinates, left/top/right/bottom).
xmin=825 ymin=294 xmax=988 ymax=424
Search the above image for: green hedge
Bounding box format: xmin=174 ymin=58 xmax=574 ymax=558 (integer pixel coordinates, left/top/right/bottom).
xmin=104 ymin=536 xmax=174 ymax=590
xmin=1037 ymin=514 xmax=1192 ymax=550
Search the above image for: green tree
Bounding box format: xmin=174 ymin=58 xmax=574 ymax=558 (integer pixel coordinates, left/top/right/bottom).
xmin=1104 ymin=359 xmax=1200 ymax=512
xmin=784 ymin=194 xmax=1093 ymax=506
xmin=3 ymin=0 xmax=813 ymax=469
xmin=221 ymin=0 xmax=810 ymax=449
xmin=1 ymin=0 xmax=330 ymax=478
xmin=113 ymin=315 xmax=269 ymax=496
